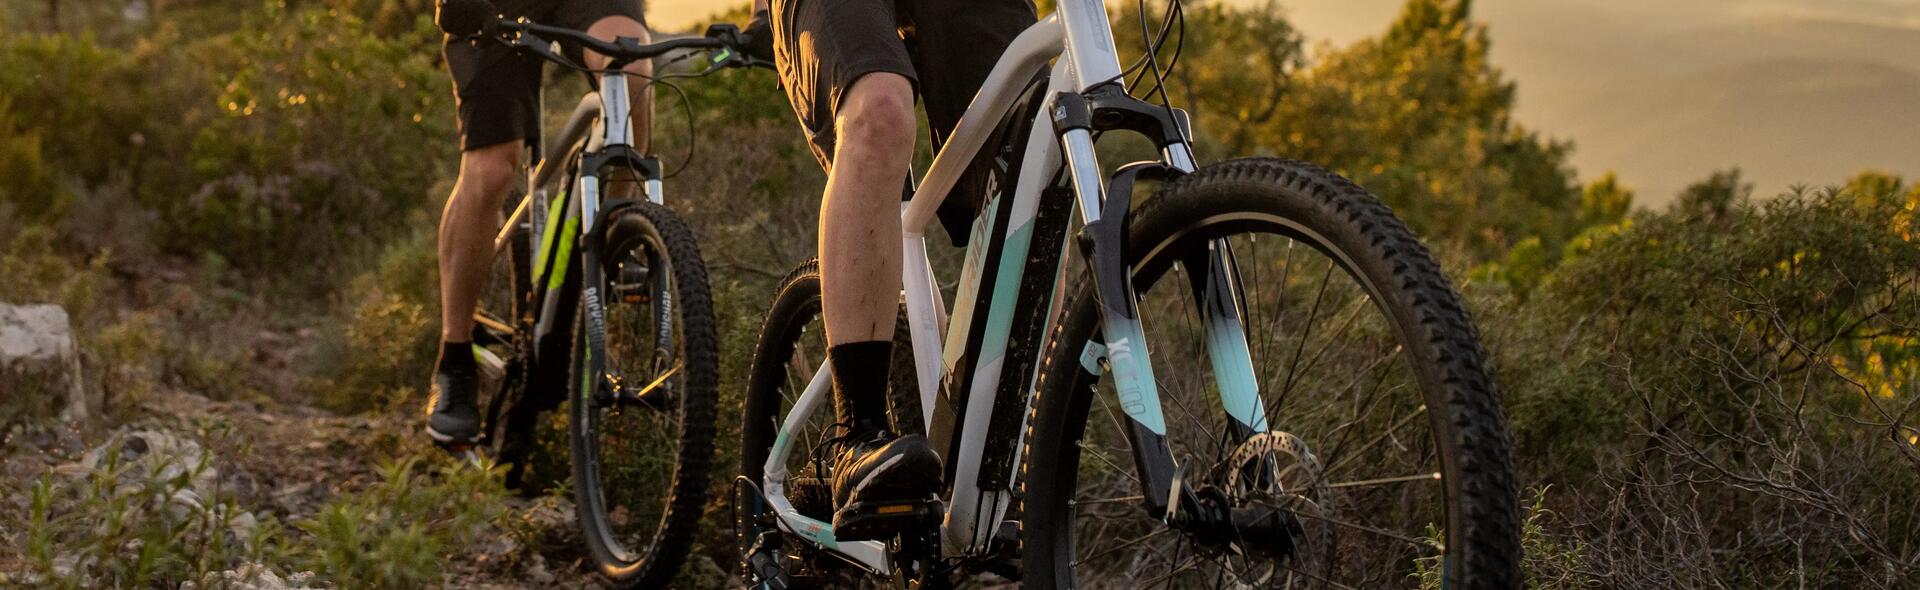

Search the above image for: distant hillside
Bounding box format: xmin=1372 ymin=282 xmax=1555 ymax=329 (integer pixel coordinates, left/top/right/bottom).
xmin=1254 ymin=0 xmax=1920 ymax=205
xmin=1505 ymin=12 xmax=1920 ymax=202
xmin=1531 ymin=57 xmax=1920 ymax=202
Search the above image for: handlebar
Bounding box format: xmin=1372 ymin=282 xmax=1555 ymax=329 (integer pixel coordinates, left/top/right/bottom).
xmin=438 ymin=0 xmax=765 ymax=70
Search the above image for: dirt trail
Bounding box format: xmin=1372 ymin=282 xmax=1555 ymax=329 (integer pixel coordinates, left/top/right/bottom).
xmin=3 ymin=387 xmax=620 ymax=589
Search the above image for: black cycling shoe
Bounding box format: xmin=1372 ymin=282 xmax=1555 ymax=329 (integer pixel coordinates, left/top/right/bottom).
xmin=823 ymin=430 xmax=943 ymax=541
xmin=426 ymin=364 xmax=481 ymax=445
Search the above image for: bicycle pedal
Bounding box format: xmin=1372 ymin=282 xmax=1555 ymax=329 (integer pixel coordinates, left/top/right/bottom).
xmin=434 ymin=440 xmax=486 ymax=465
xmin=832 ymin=497 xmax=944 ymax=542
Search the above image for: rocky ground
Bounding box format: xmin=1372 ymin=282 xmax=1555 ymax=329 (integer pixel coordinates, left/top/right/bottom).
xmin=0 ymin=384 xmax=668 ymax=588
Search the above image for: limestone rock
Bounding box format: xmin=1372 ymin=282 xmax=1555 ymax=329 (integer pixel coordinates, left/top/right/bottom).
xmin=0 ymin=304 xmax=92 ymax=423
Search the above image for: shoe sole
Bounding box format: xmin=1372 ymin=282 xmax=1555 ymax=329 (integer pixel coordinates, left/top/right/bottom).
xmin=426 ymin=424 xmax=479 ymax=446
xmin=832 ymin=497 xmax=944 ymax=541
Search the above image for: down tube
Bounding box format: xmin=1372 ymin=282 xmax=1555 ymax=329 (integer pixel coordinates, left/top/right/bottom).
xmin=940 ymin=65 xmax=1069 ymax=555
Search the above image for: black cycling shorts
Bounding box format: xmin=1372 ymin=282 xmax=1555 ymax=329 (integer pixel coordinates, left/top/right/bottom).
xmin=443 ymin=0 xmax=648 ymax=151
xmin=771 ymin=0 xmax=1037 ymax=170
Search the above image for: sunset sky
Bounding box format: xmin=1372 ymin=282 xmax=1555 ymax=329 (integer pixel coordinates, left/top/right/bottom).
xmin=646 ymin=0 xmax=1920 ymax=204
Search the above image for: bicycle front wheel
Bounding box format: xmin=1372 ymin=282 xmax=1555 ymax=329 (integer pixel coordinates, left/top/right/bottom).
xmin=568 ymin=202 xmax=720 ymax=588
xmin=1021 ymin=158 xmax=1520 ymax=589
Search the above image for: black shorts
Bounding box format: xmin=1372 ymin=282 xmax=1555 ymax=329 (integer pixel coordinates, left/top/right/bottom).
xmin=443 ymin=0 xmax=647 ymax=151
xmin=771 ymin=0 xmax=1037 ymax=169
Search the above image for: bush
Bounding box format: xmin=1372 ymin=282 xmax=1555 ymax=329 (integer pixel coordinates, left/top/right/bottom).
xmin=166 ymin=8 xmax=453 ymax=278
xmin=302 ymin=228 xmax=439 ymax=413
xmin=0 ymin=7 xmax=454 ymax=283
xmin=1486 ymin=172 xmax=1920 ymax=587
xmin=293 ymin=456 xmax=508 ymax=588
xmin=9 ymin=430 xmax=278 ymax=588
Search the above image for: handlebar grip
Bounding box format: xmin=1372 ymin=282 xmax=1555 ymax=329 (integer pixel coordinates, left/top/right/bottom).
xmin=437 ymin=0 xmax=497 ymax=37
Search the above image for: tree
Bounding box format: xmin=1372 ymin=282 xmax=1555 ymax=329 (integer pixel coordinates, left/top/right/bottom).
xmin=1128 ymin=0 xmax=1587 ymax=260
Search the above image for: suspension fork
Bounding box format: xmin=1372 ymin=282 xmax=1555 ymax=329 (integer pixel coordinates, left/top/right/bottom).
xmin=1051 ymin=87 xmax=1263 ymax=520
xmin=575 ymin=161 xmax=613 ymax=405
xmin=576 ymin=146 xmax=676 ymax=407
xmin=1053 ymin=88 xmax=1175 ymax=518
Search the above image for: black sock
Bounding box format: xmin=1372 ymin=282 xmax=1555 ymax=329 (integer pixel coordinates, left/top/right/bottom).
xmin=828 ymin=341 xmax=893 ymax=434
xmin=438 ymin=340 xmax=476 ymax=375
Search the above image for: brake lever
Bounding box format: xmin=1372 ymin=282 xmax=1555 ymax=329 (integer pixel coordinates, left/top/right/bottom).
xmin=509 ymin=28 xmax=587 ymax=72
xmin=700 ymin=23 xmax=776 ymax=71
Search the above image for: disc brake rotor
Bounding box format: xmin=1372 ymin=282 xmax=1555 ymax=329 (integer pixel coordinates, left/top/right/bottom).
xmin=1218 ymin=431 xmax=1336 ymax=577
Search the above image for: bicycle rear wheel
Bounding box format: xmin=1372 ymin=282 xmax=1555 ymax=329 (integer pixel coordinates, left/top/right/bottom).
xmin=1021 ymin=158 xmax=1520 ymax=588
xmin=568 ymin=202 xmax=720 ymax=588
xmin=734 ymin=260 xmax=919 ymax=587
xmin=474 ymin=191 xmax=545 ymax=487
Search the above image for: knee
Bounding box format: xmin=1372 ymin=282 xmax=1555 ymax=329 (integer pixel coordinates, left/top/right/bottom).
xmin=836 ymin=74 xmax=916 ymax=156
xmin=456 ymin=146 xmax=519 ymax=205
xmin=586 ymin=16 xmax=651 ymax=73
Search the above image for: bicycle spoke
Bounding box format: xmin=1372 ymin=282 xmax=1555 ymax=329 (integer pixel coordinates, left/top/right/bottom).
xmin=1078 ymin=439 xmax=1144 ymax=486
xmin=1273 ymin=292 xmax=1371 ymax=415
xmin=1274 ymin=259 xmax=1336 ymax=411
xmin=1325 ymin=404 xmax=1427 ymax=477
xmin=1070 ymin=494 xmax=1145 ymax=507
xmin=1327 ymin=471 xmax=1442 ymax=489
xmin=1275 ymin=504 xmax=1445 ymax=553
xmin=1071 ymin=528 xmax=1174 ymax=568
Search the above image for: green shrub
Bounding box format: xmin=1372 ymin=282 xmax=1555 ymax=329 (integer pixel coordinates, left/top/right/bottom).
xmin=1494 ymin=172 xmax=1920 ymax=586
xmin=10 ymin=431 xmax=279 ymax=588
xmin=0 ymin=226 xmax=109 ymax=319
xmin=0 ymin=32 xmax=142 ymax=199
xmin=303 ymin=228 xmax=439 ymax=413
xmin=293 ymin=456 xmax=508 ymax=589
xmin=1415 ymin=487 xmax=1593 ymax=589
xmin=166 ymin=8 xmax=453 ymax=278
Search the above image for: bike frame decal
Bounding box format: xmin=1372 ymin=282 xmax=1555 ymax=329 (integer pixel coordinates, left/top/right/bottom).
xmin=532 ymin=191 xmax=568 ymax=281
xmin=545 ymin=212 xmax=579 ymax=294
xmin=1080 ymin=340 xmax=1106 ymax=374
xmin=1101 ymin=320 xmax=1167 ymax=434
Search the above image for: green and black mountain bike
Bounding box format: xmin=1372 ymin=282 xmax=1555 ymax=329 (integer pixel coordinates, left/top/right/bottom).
xmin=435 ymin=2 xmax=763 ymax=586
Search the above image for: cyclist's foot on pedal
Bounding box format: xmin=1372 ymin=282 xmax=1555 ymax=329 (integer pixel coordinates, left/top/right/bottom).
xmin=825 ymin=429 xmax=942 ymax=541
xmin=426 ymin=341 xmax=481 ymax=446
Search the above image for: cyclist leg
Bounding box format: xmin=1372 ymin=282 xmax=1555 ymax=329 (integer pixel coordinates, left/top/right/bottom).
xmin=772 ymin=0 xmax=941 ymax=539
xmin=432 ymin=35 xmax=542 ymax=442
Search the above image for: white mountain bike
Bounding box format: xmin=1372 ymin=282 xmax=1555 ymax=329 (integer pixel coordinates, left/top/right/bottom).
xmin=734 ymin=0 xmax=1522 ymax=587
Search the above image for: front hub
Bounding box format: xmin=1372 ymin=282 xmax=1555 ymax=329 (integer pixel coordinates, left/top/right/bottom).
xmin=1168 ymin=432 xmax=1332 ymax=564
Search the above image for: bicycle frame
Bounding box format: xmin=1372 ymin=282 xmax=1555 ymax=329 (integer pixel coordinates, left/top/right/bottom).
xmin=756 ymin=0 xmax=1260 ymax=575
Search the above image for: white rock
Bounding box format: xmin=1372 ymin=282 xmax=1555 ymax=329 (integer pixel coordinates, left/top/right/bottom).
xmin=0 ymin=304 xmax=91 ymax=422
xmin=180 ymin=563 xmax=320 ymax=590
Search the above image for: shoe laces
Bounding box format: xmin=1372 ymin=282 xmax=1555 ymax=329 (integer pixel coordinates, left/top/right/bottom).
xmin=806 ymin=421 xmax=889 ymax=477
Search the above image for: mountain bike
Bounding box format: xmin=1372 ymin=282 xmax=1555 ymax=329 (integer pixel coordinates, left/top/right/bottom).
xmin=434 ymin=2 xmax=762 ymax=586
xmin=734 ymin=0 xmax=1521 ymax=587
